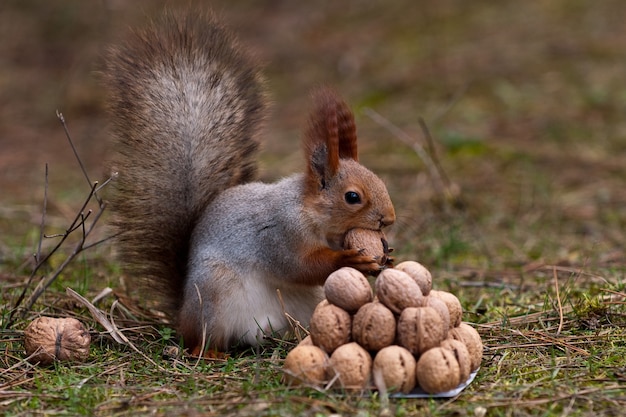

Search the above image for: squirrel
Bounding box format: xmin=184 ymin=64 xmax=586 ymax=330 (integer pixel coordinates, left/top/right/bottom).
xmin=104 ymin=11 xmax=395 ymax=353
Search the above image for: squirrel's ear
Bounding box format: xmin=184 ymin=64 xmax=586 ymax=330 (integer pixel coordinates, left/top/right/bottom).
xmin=304 ymin=87 xmax=359 ymax=190
xmin=305 ymin=88 xmax=340 ymax=186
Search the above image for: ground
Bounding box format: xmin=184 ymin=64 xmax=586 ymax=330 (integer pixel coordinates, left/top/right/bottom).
xmin=1 ymin=0 xmax=626 ymax=416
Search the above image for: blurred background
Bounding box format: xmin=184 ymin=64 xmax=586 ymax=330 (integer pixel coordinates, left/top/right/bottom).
xmin=1 ymin=0 xmax=625 ymax=273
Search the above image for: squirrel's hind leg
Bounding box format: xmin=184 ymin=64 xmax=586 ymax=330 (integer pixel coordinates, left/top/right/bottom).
xmin=177 ymin=263 xmax=237 ymax=353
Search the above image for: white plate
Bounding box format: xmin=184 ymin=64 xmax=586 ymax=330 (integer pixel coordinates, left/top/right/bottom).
xmin=389 ymin=369 xmax=478 ymax=398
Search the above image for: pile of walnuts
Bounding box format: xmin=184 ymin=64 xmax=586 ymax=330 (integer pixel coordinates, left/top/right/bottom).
xmin=283 ymin=261 xmax=482 ymax=394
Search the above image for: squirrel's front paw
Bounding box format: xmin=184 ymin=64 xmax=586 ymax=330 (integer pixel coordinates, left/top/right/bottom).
xmin=341 ymin=229 xmax=393 ymax=275
xmin=339 ymin=248 xmax=385 ymax=276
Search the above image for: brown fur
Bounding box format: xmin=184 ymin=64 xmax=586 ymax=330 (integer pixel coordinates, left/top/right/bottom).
xmin=104 ymin=11 xmax=266 ymax=315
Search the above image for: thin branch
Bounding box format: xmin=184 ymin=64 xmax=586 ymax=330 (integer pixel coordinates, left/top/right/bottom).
xmin=66 ymin=287 xmax=125 ymax=344
xmin=56 ymin=110 xmax=104 ymax=205
xmin=82 ymin=204 xmax=107 ymax=239
xmin=44 ymin=209 xmax=93 ymax=238
xmin=20 ymin=226 xmax=92 ymax=315
xmin=417 ymin=117 xmax=452 ymax=187
xmin=81 ymin=226 xmax=117 ymax=252
xmin=57 ymin=110 xmax=91 ymax=188
xmin=7 ymin=165 xmax=73 ymax=324
xmin=431 ymin=83 xmax=468 ymax=125
xmin=35 ymin=164 xmax=49 ymax=265
xmin=8 ymin=111 xmax=113 ymax=327
xmin=109 ymin=300 xmax=168 ymax=371
xmin=9 ymin=179 xmax=110 ymax=325
xmin=20 ymin=200 xmax=107 ymax=314
xmin=363 ymin=107 xmax=461 ymax=209
xmin=363 ymin=107 xmax=440 ymax=182
xmin=80 ymin=210 xmax=90 ymax=241
xmin=95 ymin=175 xmax=115 ymax=194
xmin=554 ymin=266 xmax=564 ymax=335
xmin=33 ymin=180 xmax=98 ymax=274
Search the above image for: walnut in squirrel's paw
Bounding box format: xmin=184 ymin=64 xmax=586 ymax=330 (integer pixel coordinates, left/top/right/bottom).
xmin=343 ymin=228 xmax=393 ymax=271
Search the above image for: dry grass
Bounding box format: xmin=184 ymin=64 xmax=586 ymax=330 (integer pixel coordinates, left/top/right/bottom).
xmin=2 ymin=261 xmax=625 ymax=416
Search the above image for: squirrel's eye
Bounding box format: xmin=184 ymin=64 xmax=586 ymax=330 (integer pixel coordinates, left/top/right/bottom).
xmin=345 ymin=191 xmax=361 ymax=204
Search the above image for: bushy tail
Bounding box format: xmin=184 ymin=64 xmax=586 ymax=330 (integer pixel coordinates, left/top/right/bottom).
xmin=104 ymin=11 xmax=266 ymax=315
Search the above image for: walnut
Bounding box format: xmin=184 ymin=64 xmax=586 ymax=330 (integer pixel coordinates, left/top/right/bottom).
xmin=329 ymin=342 xmax=372 ymax=390
xmin=395 ymin=261 xmax=432 ymax=296
xmin=396 ymin=306 xmax=446 ymax=355
xmin=430 ymin=290 xmax=463 ymax=328
xmin=352 ymin=302 xmax=396 ymax=352
xmin=343 ymin=228 xmax=391 ymax=267
xmin=448 ymin=323 xmax=483 ymax=371
xmin=372 ymin=345 xmax=416 ymax=394
xmin=374 ymin=269 xmax=423 ymax=314
xmin=440 ymin=338 xmax=472 ymax=384
xmin=23 ymin=317 xmax=90 ymax=365
xmin=309 ymin=300 xmax=351 ymax=354
xmin=418 ymin=296 xmax=451 ymax=332
xmin=415 ymin=347 xmax=461 ymax=394
xmin=297 ymin=334 xmax=314 ymax=347
xmin=324 ymin=267 xmax=373 ymax=313
xmin=283 ymin=344 xmax=328 ymax=386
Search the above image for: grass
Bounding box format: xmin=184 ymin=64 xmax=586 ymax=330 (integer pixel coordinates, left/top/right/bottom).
xmin=2 ymin=214 xmax=624 ymax=416
xmin=2 ymin=0 xmax=626 ymax=415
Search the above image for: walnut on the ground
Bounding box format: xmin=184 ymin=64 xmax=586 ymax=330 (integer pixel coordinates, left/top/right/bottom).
xmin=415 ymin=347 xmax=461 ymax=394
xmin=24 ymin=316 xmax=90 ymax=365
xmin=283 ymin=344 xmax=329 ymax=386
xmin=372 ymin=345 xmax=416 ymax=393
xmin=448 ymin=323 xmax=483 ymax=371
xmin=440 ymin=338 xmax=472 ymax=383
xmin=328 ymin=342 xmax=372 ymax=390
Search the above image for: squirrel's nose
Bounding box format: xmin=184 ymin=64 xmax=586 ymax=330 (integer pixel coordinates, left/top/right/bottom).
xmin=379 ymin=212 xmax=395 ymax=228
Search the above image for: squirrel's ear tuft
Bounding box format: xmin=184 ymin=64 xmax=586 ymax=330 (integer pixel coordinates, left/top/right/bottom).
xmin=335 ymin=93 xmax=358 ymax=162
xmin=304 ymin=87 xmax=359 ymax=188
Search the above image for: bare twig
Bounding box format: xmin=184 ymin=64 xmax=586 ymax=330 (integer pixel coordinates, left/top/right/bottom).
xmin=56 ymin=110 xmax=100 ymax=203
xmin=276 ymin=288 xmax=309 ymax=342
xmin=66 ymin=288 xmax=125 ymax=344
xmin=11 ymin=181 xmax=108 ymax=320
xmin=364 ymin=107 xmax=440 ymax=184
xmin=94 ymin=175 xmax=115 ymax=194
xmin=417 ymin=117 xmax=453 ymax=189
xmin=109 ymin=300 xmax=167 ymax=371
xmin=363 ymin=108 xmax=462 ymax=209
xmin=553 ymin=267 xmax=564 ymax=335
xmin=35 ymin=164 xmax=48 ymax=265
xmin=82 ymin=232 xmax=118 ymax=252
xmin=8 ymin=113 xmax=112 ymax=326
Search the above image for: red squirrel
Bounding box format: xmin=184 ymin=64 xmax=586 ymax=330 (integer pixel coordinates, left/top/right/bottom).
xmin=105 ymin=11 xmax=395 ymax=353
